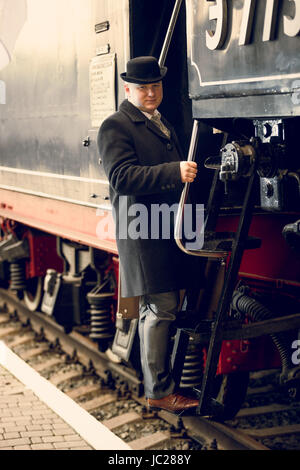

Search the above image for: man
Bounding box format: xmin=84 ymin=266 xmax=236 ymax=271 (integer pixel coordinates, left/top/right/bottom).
xmin=98 ymin=56 xmax=199 ymax=413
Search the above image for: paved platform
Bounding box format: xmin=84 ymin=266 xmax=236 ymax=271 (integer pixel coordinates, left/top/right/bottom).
xmin=0 ymin=365 xmax=93 ymax=450
xmin=0 ymin=341 xmax=130 ymax=451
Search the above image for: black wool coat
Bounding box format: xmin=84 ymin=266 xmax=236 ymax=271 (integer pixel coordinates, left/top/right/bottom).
xmin=98 ymin=100 xmax=197 ymax=298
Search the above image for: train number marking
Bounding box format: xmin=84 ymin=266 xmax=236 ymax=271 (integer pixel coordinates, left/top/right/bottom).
xmin=206 ymin=0 xmax=228 ymax=50
xmin=263 ymin=0 xmax=279 ymax=42
xmin=239 ymin=0 xmax=256 ymax=45
xmin=284 ymin=0 xmax=300 ymax=37
xmin=206 ymin=0 xmax=300 ymax=50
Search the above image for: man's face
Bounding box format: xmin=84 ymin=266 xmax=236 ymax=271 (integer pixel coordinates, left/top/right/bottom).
xmin=125 ymin=81 xmax=163 ymax=114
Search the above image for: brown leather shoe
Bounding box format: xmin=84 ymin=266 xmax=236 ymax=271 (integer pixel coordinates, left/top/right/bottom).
xmin=147 ymin=392 xmax=199 ymax=414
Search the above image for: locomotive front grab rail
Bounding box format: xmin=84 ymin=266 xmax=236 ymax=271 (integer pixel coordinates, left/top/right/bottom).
xmin=174 ymin=120 xmax=229 ymax=259
xmin=158 ymin=0 xmax=184 ymax=68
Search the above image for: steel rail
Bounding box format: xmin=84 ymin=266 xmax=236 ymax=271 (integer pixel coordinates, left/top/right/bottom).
xmin=0 ymin=287 xmax=279 ymax=450
xmin=182 ymin=416 xmax=269 ymax=451
xmin=0 ymin=288 xmax=140 ymax=387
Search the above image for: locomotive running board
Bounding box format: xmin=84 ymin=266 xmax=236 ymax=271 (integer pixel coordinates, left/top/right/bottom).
xmin=175 ymin=312 xmax=300 ymax=343
xmin=222 ymin=312 xmax=300 ymax=341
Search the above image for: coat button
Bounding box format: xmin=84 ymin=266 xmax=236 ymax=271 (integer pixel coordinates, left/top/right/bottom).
xmin=166 ymin=143 xmax=173 ymax=151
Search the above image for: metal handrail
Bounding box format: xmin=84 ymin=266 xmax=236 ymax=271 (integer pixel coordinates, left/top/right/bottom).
xmin=174 ymin=120 xmax=228 ymax=258
xmin=158 ymin=0 xmax=227 ymax=258
xmin=158 ymin=0 xmax=184 ymax=67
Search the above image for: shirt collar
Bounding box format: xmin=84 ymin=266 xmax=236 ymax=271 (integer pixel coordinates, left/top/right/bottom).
xmin=141 ymin=109 xmax=161 ymax=121
xmin=127 ymin=99 xmax=160 ymax=120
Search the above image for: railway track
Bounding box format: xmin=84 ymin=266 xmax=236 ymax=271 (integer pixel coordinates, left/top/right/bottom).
xmin=0 ymin=287 xmax=299 ymax=451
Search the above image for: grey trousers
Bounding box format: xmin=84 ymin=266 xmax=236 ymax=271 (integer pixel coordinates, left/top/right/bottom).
xmin=138 ymin=290 xmax=180 ymax=399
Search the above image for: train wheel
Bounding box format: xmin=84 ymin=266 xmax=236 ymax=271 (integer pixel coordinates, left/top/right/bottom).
xmin=23 ymin=276 xmax=44 ymax=312
xmin=212 ymin=371 xmax=249 ymax=421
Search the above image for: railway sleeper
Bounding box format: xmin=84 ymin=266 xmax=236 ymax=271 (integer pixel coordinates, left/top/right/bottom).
xmin=2 ymin=288 xmax=300 ymax=450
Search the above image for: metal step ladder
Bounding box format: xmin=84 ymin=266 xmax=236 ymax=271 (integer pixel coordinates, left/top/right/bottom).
xmin=173 ymin=120 xmax=261 ymax=417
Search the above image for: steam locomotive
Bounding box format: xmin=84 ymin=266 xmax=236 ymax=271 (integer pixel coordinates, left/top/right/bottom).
xmin=0 ymin=0 xmax=299 ymax=419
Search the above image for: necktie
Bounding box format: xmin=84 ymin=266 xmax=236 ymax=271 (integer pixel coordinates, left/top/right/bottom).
xmin=151 ymin=114 xmax=171 ymax=139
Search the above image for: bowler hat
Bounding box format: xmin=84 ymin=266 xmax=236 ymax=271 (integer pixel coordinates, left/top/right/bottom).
xmin=120 ymin=56 xmax=167 ymax=84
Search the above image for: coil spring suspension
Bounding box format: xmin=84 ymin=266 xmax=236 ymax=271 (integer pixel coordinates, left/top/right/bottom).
xmin=180 ymin=339 xmax=203 ymax=389
xmin=10 ymin=261 xmax=26 ymax=292
xmin=232 ymin=288 xmax=295 ymax=380
xmin=87 ymin=288 xmax=115 ymax=348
